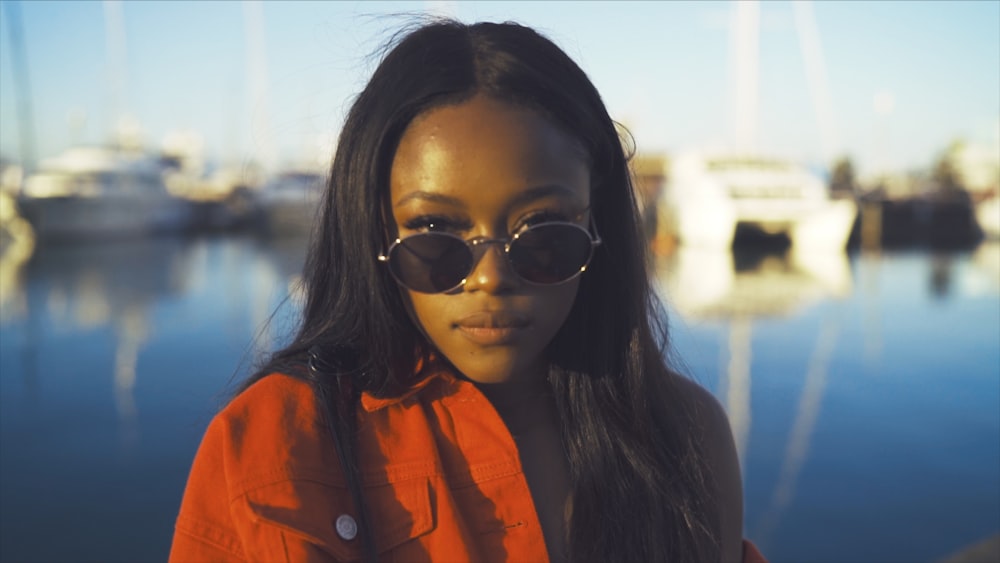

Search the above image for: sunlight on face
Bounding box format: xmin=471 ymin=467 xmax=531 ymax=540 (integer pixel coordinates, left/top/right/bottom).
xmin=389 ymin=95 xmax=591 ymax=385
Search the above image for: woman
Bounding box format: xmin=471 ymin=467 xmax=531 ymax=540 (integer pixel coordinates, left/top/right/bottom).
xmin=170 ymin=20 xmax=764 ymax=563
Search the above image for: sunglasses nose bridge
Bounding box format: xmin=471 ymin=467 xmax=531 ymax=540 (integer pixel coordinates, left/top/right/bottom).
xmin=467 ymin=236 xmax=508 ymax=260
xmin=463 ymin=237 xmax=518 ymax=291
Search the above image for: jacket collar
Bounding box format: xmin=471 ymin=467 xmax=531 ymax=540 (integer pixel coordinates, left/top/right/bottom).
xmin=359 ymin=355 xmax=458 ymax=412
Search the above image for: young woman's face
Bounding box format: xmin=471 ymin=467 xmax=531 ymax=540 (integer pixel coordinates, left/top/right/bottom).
xmin=389 ymin=94 xmax=591 ymax=385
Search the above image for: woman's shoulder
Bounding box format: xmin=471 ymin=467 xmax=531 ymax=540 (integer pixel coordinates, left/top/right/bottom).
xmin=670 ymin=373 xmax=745 ymax=562
xmin=223 ymin=372 xmax=317 ymax=424
xmin=669 ymin=373 xmax=730 ymax=437
xmin=173 ymin=373 xmax=348 ymax=561
xmin=201 ymin=373 xmax=340 ymax=488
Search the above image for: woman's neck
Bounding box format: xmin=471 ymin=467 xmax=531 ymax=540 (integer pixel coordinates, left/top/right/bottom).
xmin=475 ymin=365 xmax=570 ymax=563
xmin=475 ymin=368 xmax=556 ymax=438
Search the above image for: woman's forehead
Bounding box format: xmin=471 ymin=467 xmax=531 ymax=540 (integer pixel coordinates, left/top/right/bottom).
xmin=389 ymin=95 xmax=590 ymax=211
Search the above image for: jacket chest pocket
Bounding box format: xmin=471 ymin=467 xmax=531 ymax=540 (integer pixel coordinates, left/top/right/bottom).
xmin=238 ymin=476 xmax=435 ymax=562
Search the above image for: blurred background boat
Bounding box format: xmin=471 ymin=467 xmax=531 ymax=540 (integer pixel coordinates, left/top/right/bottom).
xmin=852 ymin=139 xmax=1000 ymax=249
xmin=254 ymin=167 xmax=324 ymax=236
xmin=155 ymin=131 xmax=264 ymax=233
xmin=977 ymin=194 xmax=1000 ymax=240
xmin=16 ymin=145 xmax=195 ymax=239
xmin=643 ymin=1 xmax=856 ymax=252
xmin=655 ymin=152 xmax=857 ymax=250
xmin=948 ymin=140 xmax=1000 ymax=240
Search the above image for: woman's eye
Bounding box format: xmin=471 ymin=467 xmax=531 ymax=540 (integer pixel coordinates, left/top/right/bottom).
xmin=402 ymin=215 xmax=471 ymax=233
xmin=513 ymin=210 xmax=570 ymax=232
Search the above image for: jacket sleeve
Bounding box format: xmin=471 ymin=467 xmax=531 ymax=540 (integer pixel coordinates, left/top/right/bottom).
xmin=169 ymin=375 xmax=353 ymax=563
xmin=743 ymin=539 xmax=768 ymax=563
xmin=169 ymin=413 xmax=247 ymax=562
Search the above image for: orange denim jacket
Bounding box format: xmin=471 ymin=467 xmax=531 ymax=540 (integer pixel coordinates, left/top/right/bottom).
xmin=170 ymin=371 xmax=767 ymax=562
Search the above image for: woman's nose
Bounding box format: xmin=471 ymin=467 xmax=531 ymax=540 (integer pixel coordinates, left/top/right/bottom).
xmin=463 ymin=243 xmax=519 ymax=294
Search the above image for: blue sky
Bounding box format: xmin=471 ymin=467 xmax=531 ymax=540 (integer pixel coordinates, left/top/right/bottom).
xmin=1 ymin=0 xmax=997 ymax=177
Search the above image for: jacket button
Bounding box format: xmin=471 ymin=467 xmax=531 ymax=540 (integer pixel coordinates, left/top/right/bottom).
xmin=336 ymin=514 xmax=358 ymax=541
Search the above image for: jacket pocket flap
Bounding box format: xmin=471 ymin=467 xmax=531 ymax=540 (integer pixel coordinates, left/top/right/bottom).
xmin=243 ymin=476 xmax=434 ymax=561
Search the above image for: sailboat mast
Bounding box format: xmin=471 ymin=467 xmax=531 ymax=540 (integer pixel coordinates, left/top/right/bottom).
xmin=794 ymin=0 xmax=839 ymax=163
xmin=2 ymin=0 xmax=38 ymax=173
xmin=731 ymin=0 xmax=759 ymax=153
xmin=243 ymin=0 xmax=274 ymax=172
xmin=103 ymin=0 xmax=133 ymax=148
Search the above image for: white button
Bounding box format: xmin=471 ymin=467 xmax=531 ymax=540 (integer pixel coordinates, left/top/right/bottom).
xmin=336 ymin=514 xmax=358 ymax=541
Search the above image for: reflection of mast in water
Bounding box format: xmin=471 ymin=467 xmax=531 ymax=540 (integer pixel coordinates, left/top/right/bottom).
xmin=249 ymin=236 xmax=311 ymax=358
xmin=113 ymin=303 xmax=148 ymax=451
xmin=657 ymin=245 xmax=852 ymax=551
xmin=249 ymin=245 xmax=288 ymax=357
xmin=860 ymin=253 xmax=883 ymax=371
xmin=25 ymin=239 xmax=192 ymax=452
xmin=752 ymin=315 xmax=839 ymax=544
xmin=723 ymin=316 xmax=753 ymax=464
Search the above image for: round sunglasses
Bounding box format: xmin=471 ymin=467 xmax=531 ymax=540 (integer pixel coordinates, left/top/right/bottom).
xmin=378 ymin=220 xmax=602 ymax=294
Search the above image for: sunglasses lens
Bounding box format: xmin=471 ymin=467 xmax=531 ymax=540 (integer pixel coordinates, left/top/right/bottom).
xmin=509 ymin=224 xmax=593 ymax=284
xmin=389 ymin=233 xmax=472 ymax=293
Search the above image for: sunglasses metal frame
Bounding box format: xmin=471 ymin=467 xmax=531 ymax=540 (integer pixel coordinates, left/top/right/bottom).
xmin=378 ymin=217 xmax=602 ymax=294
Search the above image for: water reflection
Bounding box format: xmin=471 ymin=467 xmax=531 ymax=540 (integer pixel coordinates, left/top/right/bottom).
xmin=654 ymin=246 xmax=851 ymax=544
xmin=17 ymin=240 xmax=194 ymax=450
xmin=246 ymin=235 xmax=308 ymax=356
xmin=656 ymin=246 xmax=851 ymax=320
xmin=113 ymin=303 xmax=147 ymax=449
xmin=0 ymin=235 xmax=996 ymax=562
xmin=725 ymin=317 xmax=753 ymax=464
xmin=967 ymin=240 xmax=1000 ymax=295
xmin=8 ymin=234 xmax=311 ymax=430
xmin=0 ymin=233 xmax=319 ymax=561
xmin=930 ymin=253 xmax=956 ymax=299
xmin=753 ymin=314 xmax=839 ymax=544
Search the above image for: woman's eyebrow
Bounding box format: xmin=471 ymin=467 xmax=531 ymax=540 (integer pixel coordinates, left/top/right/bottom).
xmin=393 ymin=191 xmax=466 ymax=209
xmin=394 ymin=184 xmax=582 ymax=210
xmin=508 ymin=185 xmax=584 ymax=209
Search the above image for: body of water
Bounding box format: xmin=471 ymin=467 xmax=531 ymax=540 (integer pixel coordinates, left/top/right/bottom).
xmin=1 ymin=234 xmax=998 ymax=562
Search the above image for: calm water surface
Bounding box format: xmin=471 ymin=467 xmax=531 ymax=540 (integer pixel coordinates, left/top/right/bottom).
xmin=1 ymin=234 xmax=997 ymax=562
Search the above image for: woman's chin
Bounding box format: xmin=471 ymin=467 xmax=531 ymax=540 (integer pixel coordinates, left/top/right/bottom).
xmin=454 ymin=365 xmax=520 ymax=385
xmin=446 ymin=355 xmax=546 ymax=387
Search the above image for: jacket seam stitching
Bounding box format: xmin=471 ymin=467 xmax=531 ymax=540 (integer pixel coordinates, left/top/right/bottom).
xmin=231 ymin=465 xmax=443 ymax=498
xmin=173 ymin=520 xmax=245 ymax=559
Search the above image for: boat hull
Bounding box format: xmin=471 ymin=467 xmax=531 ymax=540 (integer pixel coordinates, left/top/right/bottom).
xmin=18 ymin=194 xmax=194 ymax=240
xmin=657 ymin=152 xmax=858 ymax=250
xmin=976 ymin=197 xmax=1000 ymax=240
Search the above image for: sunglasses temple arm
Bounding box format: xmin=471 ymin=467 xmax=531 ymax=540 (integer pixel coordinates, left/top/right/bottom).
xmin=589 ymin=214 xmax=603 ymax=246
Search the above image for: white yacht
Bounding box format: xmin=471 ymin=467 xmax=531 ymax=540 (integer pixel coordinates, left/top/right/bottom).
xmin=18 ymin=146 xmax=193 ymax=239
xmin=975 ymin=191 xmax=1000 ymax=240
xmin=657 ymin=151 xmax=857 ymax=249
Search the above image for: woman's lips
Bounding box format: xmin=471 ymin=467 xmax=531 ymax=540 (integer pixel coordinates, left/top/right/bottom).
xmin=454 ymin=311 xmax=530 ymax=345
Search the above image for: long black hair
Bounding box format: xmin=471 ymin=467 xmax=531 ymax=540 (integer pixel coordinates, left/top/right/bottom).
xmin=243 ymin=19 xmax=718 ymax=562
